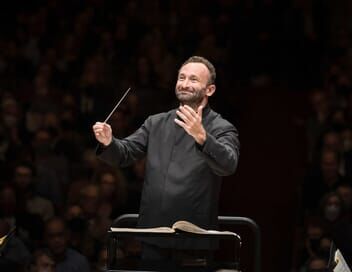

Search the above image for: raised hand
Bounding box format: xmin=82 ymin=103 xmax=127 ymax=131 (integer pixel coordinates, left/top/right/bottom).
xmin=92 ymin=122 xmax=113 ymax=146
xmin=174 ymin=105 xmax=207 ymax=145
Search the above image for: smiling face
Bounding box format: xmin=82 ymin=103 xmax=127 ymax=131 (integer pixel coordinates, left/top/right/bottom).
xmin=175 ymin=62 xmax=215 ymax=108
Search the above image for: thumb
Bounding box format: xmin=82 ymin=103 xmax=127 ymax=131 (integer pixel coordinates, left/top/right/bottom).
xmin=103 ymin=123 xmax=112 ymax=134
xmin=103 ymin=122 xmax=111 ymax=129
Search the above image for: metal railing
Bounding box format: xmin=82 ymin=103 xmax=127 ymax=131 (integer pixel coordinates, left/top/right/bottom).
xmin=108 ymin=214 xmax=260 ymax=272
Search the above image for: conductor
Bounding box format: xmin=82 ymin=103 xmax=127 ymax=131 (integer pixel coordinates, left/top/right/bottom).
xmin=92 ymin=56 xmax=240 ymax=261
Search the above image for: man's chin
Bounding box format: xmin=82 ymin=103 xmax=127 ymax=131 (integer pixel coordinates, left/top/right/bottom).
xmin=177 ymin=101 xmax=203 ymax=109
xmin=176 ymin=93 xmax=195 ymax=103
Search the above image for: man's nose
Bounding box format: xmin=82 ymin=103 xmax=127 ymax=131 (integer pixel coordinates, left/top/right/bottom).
xmin=180 ymin=79 xmax=190 ymax=88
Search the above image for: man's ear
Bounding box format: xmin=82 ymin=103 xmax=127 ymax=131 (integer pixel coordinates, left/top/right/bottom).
xmin=206 ymin=84 xmax=216 ymax=97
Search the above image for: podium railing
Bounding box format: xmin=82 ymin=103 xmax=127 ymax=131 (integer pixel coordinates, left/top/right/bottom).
xmin=108 ymin=214 xmax=260 ymax=272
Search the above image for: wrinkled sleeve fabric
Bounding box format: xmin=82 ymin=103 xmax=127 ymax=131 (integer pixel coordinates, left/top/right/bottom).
xmin=96 ymin=117 xmax=150 ymax=167
xmin=197 ymin=125 xmax=240 ymax=176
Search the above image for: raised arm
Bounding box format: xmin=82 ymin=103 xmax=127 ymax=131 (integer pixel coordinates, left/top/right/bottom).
xmin=93 ymin=119 xmax=149 ymax=167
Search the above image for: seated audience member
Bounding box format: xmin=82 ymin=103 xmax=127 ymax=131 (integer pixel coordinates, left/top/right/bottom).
xmin=12 ymin=162 xmax=54 ymax=221
xmin=64 ymin=205 xmax=87 ymax=252
xmin=305 ymin=256 xmax=328 ymax=272
xmin=32 ymin=128 xmax=68 ymax=208
xmin=95 ymin=167 xmax=128 ymax=219
xmin=317 ymin=192 xmax=352 ymax=267
xmin=0 ymin=218 xmax=31 ymax=271
xmin=320 ymin=130 xmax=342 ymax=154
xmin=29 ymin=249 xmax=55 ymax=272
xmin=319 ymin=129 xmax=345 ymax=176
xmin=292 ymin=217 xmax=326 ymax=270
xmin=303 ymin=218 xmax=326 ymax=260
xmin=336 ymin=182 xmax=352 ymax=214
xmin=302 ymin=150 xmax=345 ymax=216
xmin=305 ymin=90 xmax=330 ymax=162
xmin=341 ymin=126 xmax=352 ymax=178
xmin=318 ymin=236 xmax=333 ymax=261
xmin=45 ymin=217 xmax=90 ymax=272
xmin=318 ymin=192 xmax=347 ymax=229
xmin=77 ymin=185 xmax=105 ymax=262
xmin=79 ymin=184 xmax=100 ymax=221
xmin=0 ymin=185 xmax=43 ymax=249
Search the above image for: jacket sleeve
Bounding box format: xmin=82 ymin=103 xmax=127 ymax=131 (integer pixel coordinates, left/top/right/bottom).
xmin=197 ymin=125 xmax=240 ymax=176
xmin=96 ymin=117 xmax=150 ymax=167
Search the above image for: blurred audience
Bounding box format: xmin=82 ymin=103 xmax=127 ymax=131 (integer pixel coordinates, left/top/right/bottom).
xmin=2 ymin=0 xmax=352 ymax=271
xmin=29 ymin=249 xmax=55 ymax=272
xmin=44 ymin=217 xmax=90 ymax=272
xmin=293 ymin=2 xmax=352 ymax=267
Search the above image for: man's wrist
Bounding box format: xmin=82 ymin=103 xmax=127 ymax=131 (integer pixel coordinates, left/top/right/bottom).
xmin=195 ymin=130 xmax=207 ymax=145
xmin=103 ymin=138 xmax=112 ymax=147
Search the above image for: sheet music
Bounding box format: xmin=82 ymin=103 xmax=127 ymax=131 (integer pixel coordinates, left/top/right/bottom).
xmin=334 ymin=249 xmax=351 ymax=272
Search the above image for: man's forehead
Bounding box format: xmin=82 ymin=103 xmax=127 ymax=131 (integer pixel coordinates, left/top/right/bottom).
xmin=179 ymin=62 xmax=209 ymax=77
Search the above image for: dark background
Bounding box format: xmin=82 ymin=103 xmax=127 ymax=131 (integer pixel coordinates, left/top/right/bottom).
xmin=1 ymin=0 xmax=352 ymax=271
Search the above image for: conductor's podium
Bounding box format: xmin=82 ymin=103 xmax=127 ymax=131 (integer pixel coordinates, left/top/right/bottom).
xmin=107 ymin=214 xmax=261 ymax=272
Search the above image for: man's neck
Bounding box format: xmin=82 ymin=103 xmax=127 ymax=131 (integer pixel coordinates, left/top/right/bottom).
xmin=180 ymin=100 xmax=208 ymax=113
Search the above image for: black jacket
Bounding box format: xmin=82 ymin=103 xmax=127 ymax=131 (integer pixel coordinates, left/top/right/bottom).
xmin=97 ymin=105 xmax=240 ymax=248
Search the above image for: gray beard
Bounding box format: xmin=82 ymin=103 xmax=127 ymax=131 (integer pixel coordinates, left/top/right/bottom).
xmin=175 ymin=87 xmax=206 ymax=109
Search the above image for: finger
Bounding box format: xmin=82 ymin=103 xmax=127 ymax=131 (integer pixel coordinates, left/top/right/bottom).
xmin=197 ymin=105 xmax=204 ymax=118
xmin=176 ymin=110 xmax=191 ymax=123
xmin=95 ymin=122 xmax=105 ymax=127
xmin=92 ymin=124 xmax=100 ymax=130
xmin=103 ymin=123 xmax=111 ymax=131
xmin=103 ymin=122 xmax=111 ymax=128
xmin=94 ymin=128 xmax=104 ymax=133
xmin=94 ymin=127 xmax=105 ymax=133
xmin=183 ymin=105 xmax=197 ymax=117
xmin=93 ymin=127 xmax=101 ymax=134
xmin=178 ymin=108 xmax=195 ymax=123
xmin=182 ymin=105 xmax=197 ymax=118
xmin=93 ymin=122 xmax=105 ymax=130
xmin=174 ymin=118 xmax=188 ymax=131
xmin=94 ymin=125 xmax=107 ymax=134
xmin=94 ymin=131 xmax=102 ymax=138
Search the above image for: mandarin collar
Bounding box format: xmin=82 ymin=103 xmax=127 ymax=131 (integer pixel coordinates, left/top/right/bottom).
xmin=202 ymin=104 xmax=211 ymax=118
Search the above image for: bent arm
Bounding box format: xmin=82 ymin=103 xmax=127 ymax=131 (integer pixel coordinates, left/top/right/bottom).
xmin=96 ymin=119 xmax=149 ymax=167
xmin=198 ymin=127 xmax=239 ymax=176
